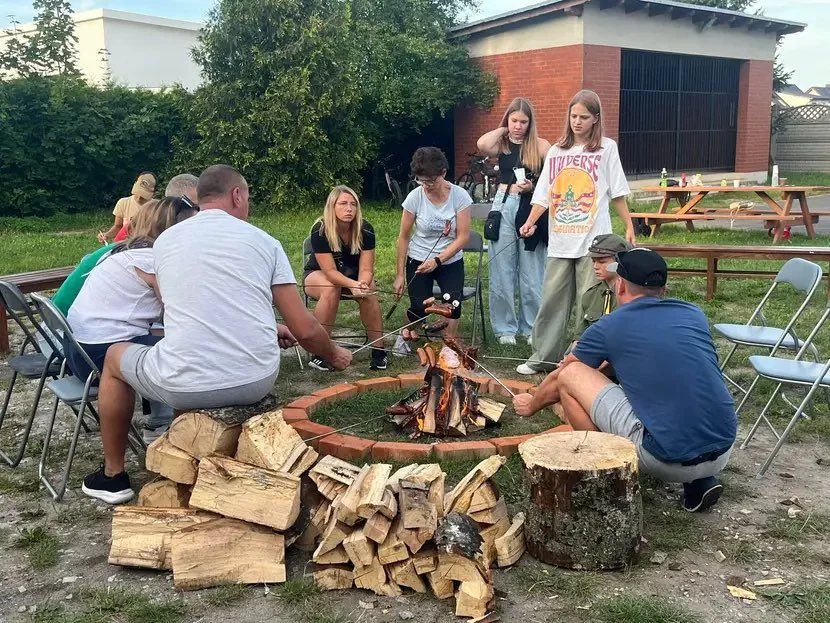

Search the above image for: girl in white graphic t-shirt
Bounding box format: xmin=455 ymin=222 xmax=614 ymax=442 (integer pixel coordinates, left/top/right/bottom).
xmin=516 ymin=89 xmax=636 ymax=375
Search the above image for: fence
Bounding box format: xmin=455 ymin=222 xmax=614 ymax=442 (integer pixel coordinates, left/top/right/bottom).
xmin=773 ymin=104 xmax=830 ymax=172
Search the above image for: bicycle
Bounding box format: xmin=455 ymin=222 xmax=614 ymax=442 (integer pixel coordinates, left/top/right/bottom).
xmin=455 ymin=152 xmax=499 ymax=203
xmin=378 ymin=155 xmax=404 ymax=208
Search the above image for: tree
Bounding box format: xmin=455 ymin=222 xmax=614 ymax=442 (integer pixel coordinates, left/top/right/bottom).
xmin=0 ymin=0 xmax=79 ymax=78
xmin=175 ymin=0 xmax=496 ymax=208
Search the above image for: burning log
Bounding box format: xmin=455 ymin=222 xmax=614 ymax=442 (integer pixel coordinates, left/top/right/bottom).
xmin=386 ymin=338 xmax=507 ymax=438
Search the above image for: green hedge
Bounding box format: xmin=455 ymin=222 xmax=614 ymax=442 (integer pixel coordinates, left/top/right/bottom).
xmin=0 ymin=76 xmax=188 ymax=217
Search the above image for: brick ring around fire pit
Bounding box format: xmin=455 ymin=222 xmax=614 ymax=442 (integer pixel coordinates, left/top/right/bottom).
xmin=283 ymin=374 xmax=572 ymax=464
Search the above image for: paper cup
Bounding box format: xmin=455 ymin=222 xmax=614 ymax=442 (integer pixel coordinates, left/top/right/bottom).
xmin=733 ymin=180 xmax=740 ymax=188
xmin=514 ymin=167 xmax=526 ymax=184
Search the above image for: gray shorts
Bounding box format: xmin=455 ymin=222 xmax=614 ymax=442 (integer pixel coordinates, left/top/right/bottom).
xmin=120 ymin=344 xmax=277 ymax=411
xmin=590 ymin=384 xmax=732 ymax=483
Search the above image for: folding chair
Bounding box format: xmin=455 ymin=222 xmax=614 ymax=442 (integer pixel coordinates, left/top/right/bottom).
xmin=0 ymin=281 xmax=63 ymax=467
xmin=432 ymin=230 xmax=487 ymax=346
xmin=30 ymin=294 xmax=144 ymax=501
xmin=740 ymin=305 xmax=830 ymax=477
xmin=713 ymin=258 xmax=823 ymax=400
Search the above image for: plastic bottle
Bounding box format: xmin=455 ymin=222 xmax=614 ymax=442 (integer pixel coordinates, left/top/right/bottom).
xmin=721 ymin=179 xmax=728 ymax=187
xmin=771 ymin=165 xmax=780 ymax=187
xmin=680 ymin=173 xmax=687 ymax=188
xmin=660 ymin=168 xmax=668 ymax=188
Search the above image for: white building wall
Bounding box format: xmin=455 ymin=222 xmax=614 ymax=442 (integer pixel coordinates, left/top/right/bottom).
xmin=464 ymin=14 xmax=583 ymax=58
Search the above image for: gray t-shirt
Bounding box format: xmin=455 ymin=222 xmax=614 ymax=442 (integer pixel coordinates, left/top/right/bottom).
xmin=402 ymin=184 xmax=472 ymax=264
xmin=142 ymin=210 xmax=297 ymax=393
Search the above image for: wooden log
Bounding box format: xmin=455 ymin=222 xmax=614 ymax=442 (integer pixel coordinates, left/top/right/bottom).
xmin=316 ymin=477 xmax=348 ymax=501
xmin=476 ymin=397 xmax=506 ymax=423
xmin=400 ymin=480 xmax=437 ymax=531
xmin=435 ymin=552 xmax=487 ymax=583
xmin=519 ymin=431 xmax=642 ymax=570
xmin=399 ymin=524 xmax=433 ymax=554
xmin=281 ymin=444 xmax=319 ymax=477
xmin=171 ymin=517 xmax=285 ymax=589
xmin=364 ymin=512 xmax=392 ymax=544
xmin=167 ymin=411 xmax=241 ymax=459
xmin=495 ymin=512 xmax=525 ymax=567
xmin=480 ymin=516 xmax=510 ymax=567
xmin=313 ymin=565 xmax=354 ymax=590
xmin=426 ymin=571 xmax=454 ymax=600
xmin=109 ymin=506 xmax=214 ymax=570
xmin=145 ymin=434 xmax=199 ymax=485
xmin=343 ymin=528 xmax=375 ymax=567
xmin=336 ymin=464 xmax=370 ymax=525
xmin=388 ymin=559 xmax=427 ymax=593
xmin=188 ymin=455 xmax=301 ymax=531
xmin=235 ymin=409 xmax=310 ymax=472
xmin=412 ymin=549 xmax=437 ymax=574
xmin=355 ymin=464 xmax=393 ymax=519
xmin=309 ymin=455 xmax=362 ymax=488
xmin=331 ymin=492 xmax=361 ymax=526
xmin=468 ymin=482 xmax=499 ymax=514
xmin=444 ymin=455 xmax=506 ymax=515
xmin=377 ymin=517 xmax=409 ymax=565
xmin=313 ymin=544 xmax=350 ymax=565
xmin=353 ymin=557 xmax=402 ymax=597
xmin=314 ymin=516 xmax=352 ymax=557
xmin=378 ymin=488 xmax=398 ymax=519
xmin=455 ymin=577 xmax=495 ymax=619
xmin=183 ymin=394 xmax=278 ymax=425
xmin=469 ymin=497 xmax=508 ymax=526
xmin=137 ymin=478 xmax=191 ymax=508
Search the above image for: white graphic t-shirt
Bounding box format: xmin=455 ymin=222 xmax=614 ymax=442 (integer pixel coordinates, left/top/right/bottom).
xmin=531 ymin=137 xmax=630 ymax=259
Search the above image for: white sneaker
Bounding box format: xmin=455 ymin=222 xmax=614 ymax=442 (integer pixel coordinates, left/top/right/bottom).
xmin=516 ymin=363 xmax=539 ymax=375
xmin=142 ymin=424 xmax=168 ymax=446
xmin=498 ymin=335 xmax=517 ymax=346
xmin=392 ymin=335 xmax=411 ymax=357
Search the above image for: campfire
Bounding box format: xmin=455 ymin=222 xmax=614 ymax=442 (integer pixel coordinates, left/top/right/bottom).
xmin=386 ymin=337 xmax=506 ymax=437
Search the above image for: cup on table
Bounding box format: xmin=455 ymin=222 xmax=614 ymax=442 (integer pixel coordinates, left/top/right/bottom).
xmin=779 ymin=177 xmax=788 ymax=187
xmin=514 ymin=167 xmax=526 ymax=185
xmin=733 ymin=180 xmax=740 ymax=188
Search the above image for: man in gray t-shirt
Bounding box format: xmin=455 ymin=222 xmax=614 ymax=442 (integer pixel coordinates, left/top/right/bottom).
xmin=82 ymin=165 xmax=352 ymax=505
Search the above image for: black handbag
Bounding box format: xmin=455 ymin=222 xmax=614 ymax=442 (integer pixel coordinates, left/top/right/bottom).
xmin=484 ymin=210 xmax=501 ymax=241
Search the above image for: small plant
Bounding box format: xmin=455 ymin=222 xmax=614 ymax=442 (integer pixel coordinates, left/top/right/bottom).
xmin=763 ymin=512 xmax=830 ymax=542
xmin=759 ymin=583 xmax=830 ymax=623
xmin=75 ymin=587 xmax=187 ymax=623
xmin=592 ymin=595 xmax=702 ymax=623
xmin=275 ymin=578 xmax=322 ymax=605
xmin=17 ymin=526 xmax=60 ymax=570
xmin=202 ymin=584 xmax=249 ymax=607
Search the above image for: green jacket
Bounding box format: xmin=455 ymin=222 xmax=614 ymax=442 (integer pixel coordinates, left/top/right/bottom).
xmin=52 ymin=244 xmax=115 ymax=315
xmin=574 ymin=281 xmax=617 ymax=338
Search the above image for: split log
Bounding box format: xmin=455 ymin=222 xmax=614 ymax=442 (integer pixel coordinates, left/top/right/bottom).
xmin=331 ymin=492 xmax=361 ymax=526
xmin=469 ymin=497 xmax=508 ymax=526
xmin=313 ymin=565 xmax=354 ymax=590
xmin=109 ymin=506 xmax=215 ymax=570
xmin=363 ymin=512 xmax=392 ymax=544
xmin=519 ymin=431 xmax=641 ymax=570
xmin=171 ymin=517 xmax=285 ymax=589
xmin=494 ymin=512 xmax=525 ymax=567
xmin=435 ymin=552 xmax=487 ymax=583
xmin=388 ymin=559 xmax=427 ymax=593
xmin=188 ymin=455 xmax=301 ymax=531
xmin=137 ymin=478 xmax=191 ymax=508
xmin=314 ymin=516 xmax=352 ymax=557
xmin=377 ymin=488 xmax=399 ymax=519
xmin=309 ymin=455 xmax=362 ymax=489
xmin=280 ymin=443 xmax=319 ymax=477
xmin=444 ymin=455 xmax=506 ymax=515
xmin=412 ymin=549 xmax=438 ymax=574
xmin=353 ymin=557 xmax=402 ymax=597
xmin=476 ymin=397 xmax=506 ymax=423
xmin=377 ymin=517 xmax=409 ymax=564
xmin=468 ymin=482 xmax=499 ymax=514
xmin=455 ymin=577 xmax=495 ymax=619
xmin=145 ymin=434 xmax=199 ymax=485
xmin=479 ymin=516 xmax=511 ymax=567
xmin=356 ymin=464 xmax=393 ymax=519
xmin=167 ymin=411 xmax=241 ymax=459
xmin=313 ymin=544 xmax=350 ymax=565
xmin=343 ymin=528 xmax=375 ymax=567
xmin=234 ymin=409 xmax=310 ymax=472
xmin=400 ymin=480 xmax=437 ymax=531
xmin=426 ymin=571 xmax=454 ymax=600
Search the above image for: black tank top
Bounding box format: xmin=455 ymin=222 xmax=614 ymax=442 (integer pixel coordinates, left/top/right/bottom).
xmin=497 ymin=141 xmax=522 ymax=185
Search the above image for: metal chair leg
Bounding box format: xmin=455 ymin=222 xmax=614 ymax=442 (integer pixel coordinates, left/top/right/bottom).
xmin=38 ymin=394 xmax=62 ymax=498
xmin=735 ymin=375 xmax=762 ymax=414
xmin=0 ymin=365 xmax=50 ymax=467
xmin=740 ymin=382 xmax=783 ymax=449
xmin=757 ymin=382 xmax=823 ymax=477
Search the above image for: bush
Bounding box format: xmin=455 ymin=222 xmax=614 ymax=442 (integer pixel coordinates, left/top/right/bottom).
xmin=0 ymin=76 xmax=188 ymax=217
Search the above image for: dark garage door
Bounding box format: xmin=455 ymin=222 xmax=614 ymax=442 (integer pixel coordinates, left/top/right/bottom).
xmin=618 ymin=50 xmax=740 ymax=177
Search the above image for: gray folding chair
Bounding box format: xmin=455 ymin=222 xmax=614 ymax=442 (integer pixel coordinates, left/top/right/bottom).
xmin=0 ymin=281 xmax=63 ymax=467
xmin=30 ymin=294 xmax=143 ymax=501
xmin=741 ymin=305 xmax=830 ymax=477
xmin=713 ymin=258 xmax=823 ymax=402
xmin=432 ymin=230 xmax=487 ymax=346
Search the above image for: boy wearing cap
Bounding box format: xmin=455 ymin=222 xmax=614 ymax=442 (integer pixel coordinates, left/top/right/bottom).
xmin=573 ymin=233 xmax=632 ymax=338
xmin=514 ymin=248 xmax=737 ymax=512
xmin=98 ymin=172 xmax=156 ymax=243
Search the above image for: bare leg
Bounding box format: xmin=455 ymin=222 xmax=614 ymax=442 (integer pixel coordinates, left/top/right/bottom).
xmin=303 ymin=271 xmax=341 ymax=336
xmin=99 ymin=343 xmax=137 ymax=476
xmin=444 ymin=318 xmax=459 ymax=338
xmin=356 ymin=290 xmax=383 ymax=345
xmin=556 ymin=361 xmax=614 ymax=432
xmin=559 ymin=386 xmax=599 ymax=431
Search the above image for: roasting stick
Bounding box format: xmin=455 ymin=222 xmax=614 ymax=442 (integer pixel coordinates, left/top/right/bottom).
xmin=351 ymin=316 xmax=433 ymax=356
xmin=482 ymin=354 xmax=560 ymax=368
xmin=463 ymin=352 xmax=517 ymax=397
xmin=302 ymin=414 xmax=392 ymax=443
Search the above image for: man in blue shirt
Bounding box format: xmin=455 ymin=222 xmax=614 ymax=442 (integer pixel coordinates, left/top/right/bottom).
xmin=513 ymin=248 xmax=737 ymax=512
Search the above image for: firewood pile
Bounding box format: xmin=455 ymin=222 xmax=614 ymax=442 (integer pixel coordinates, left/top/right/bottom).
xmin=108 ymin=401 xmax=526 ymax=619
xmin=387 ymin=338 xmax=507 ymax=437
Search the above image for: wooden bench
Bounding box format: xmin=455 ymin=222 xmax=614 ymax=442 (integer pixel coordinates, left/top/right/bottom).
xmin=0 ymin=267 xmax=72 ymax=354
xmin=647 ymin=245 xmax=830 ymax=300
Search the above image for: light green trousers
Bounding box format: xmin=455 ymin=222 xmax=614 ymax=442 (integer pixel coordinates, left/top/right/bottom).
xmin=527 ymin=255 xmax=599 ymax=370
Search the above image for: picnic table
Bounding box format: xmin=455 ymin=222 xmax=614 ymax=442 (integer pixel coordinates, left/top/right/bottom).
xmin=0 ymin=267 xmax=72 ymax=354
xmin=629 ymin=186 xmax=830 ymax=244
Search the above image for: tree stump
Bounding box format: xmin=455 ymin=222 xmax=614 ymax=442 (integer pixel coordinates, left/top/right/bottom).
xmin=518 ymin=431 xmax=641 ymax=570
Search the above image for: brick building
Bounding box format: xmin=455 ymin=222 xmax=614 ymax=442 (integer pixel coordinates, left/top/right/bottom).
xmin=450 ymin=0 xmax=804 ymax=181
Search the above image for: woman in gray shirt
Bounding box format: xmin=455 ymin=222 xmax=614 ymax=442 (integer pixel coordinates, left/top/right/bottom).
xmin=393 ymin=147 xmax=472 ymax=340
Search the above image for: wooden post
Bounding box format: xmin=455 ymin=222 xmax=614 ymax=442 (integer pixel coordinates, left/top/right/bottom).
xmin=518 ymin=431 xmax=642 ymax=570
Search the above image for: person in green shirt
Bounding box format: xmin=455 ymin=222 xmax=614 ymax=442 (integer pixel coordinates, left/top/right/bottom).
xmin=52 ymin=244 xmax=116 ymax=315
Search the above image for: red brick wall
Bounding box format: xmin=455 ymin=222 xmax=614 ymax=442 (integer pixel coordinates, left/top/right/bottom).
xmin=454 ymin=45 xmax=584 ymax=179
xmin=735 ymin=59 xmax=773 ymax=173
xmin=454 ymin=44 xmax=623 ymax=179
xmin=582 ymin=45 xmax=621 ymax=141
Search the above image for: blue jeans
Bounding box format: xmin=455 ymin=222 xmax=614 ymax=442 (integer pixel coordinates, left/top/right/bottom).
xmin=64 ymin=333 xmax=172 ymax=429
xmin=488 ymin=190 xmax=547 ymax=338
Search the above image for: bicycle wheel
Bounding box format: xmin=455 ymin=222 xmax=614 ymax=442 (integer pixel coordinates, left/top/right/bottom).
xmin=406 ymin=179 xmax=419 ymax=194
xmin=456 ymin=173 xmax=475 ymax=195
xmin=389 ymin=179 xmax=404 ymax=208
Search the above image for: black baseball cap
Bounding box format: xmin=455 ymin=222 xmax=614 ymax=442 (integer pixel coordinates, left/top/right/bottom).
xmin=607 ymin=248 xmax=667 ymax=287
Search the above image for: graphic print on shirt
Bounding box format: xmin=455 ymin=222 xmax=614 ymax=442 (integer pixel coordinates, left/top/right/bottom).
xmin=549 ymin=167 xmax=597 ymax=234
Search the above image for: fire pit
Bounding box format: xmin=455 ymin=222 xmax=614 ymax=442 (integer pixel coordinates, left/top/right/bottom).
xmin=386 ymin=338 xmax=506 ymax=437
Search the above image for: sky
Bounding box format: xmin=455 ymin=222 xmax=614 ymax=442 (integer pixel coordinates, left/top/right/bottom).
xmin=1 ymin=0 xmax=827 ymax=89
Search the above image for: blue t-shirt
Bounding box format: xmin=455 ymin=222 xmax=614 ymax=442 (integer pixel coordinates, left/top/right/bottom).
xmin=573 ymin=297 xmax=737 ymax=463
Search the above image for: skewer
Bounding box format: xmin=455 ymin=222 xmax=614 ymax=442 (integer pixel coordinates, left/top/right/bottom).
xmin=302 ymin=414 xmax=391 ymax=442
xmin=481 ymin=354 xmax=560 ymax=368
xmin=461 ymin=352 xmax=517 ymax=397
xmin=351 ymin=316 xmax=432 ymax=355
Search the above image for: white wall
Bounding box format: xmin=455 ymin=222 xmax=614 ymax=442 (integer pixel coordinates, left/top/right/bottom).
xmin=464 ymin=14 xmax=582 ymax=58
xmin=583 ymin=3 xmax=777 ymax=61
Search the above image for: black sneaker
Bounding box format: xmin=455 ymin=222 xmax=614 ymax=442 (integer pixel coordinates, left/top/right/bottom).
xmin=682 ymin=476 xmax=723 ymax=512
xmin=82 ymin=465 xmax=134 ymax=504
xmin=309 ymin=356 xmax=332 ymax=371
xmin=370 ymin=348 xmax=388 ymax=370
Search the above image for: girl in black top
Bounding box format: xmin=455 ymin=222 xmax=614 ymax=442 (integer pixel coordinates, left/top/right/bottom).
xmin=476 ymin=98 xmax=551 ymax=345
xmin=303 ymin=186 xmax=386 ymax=370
